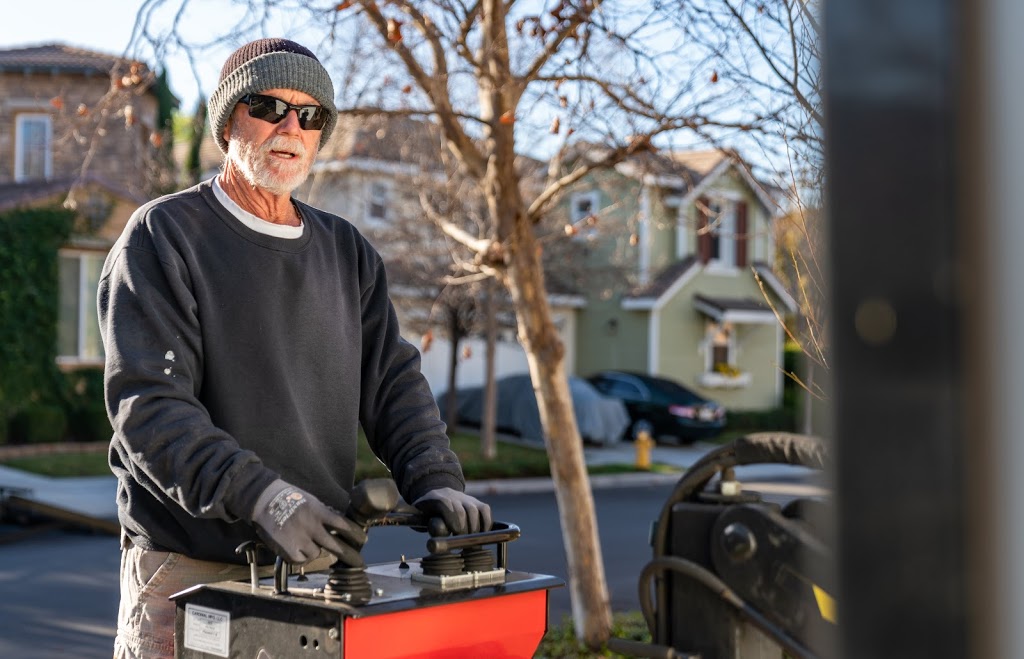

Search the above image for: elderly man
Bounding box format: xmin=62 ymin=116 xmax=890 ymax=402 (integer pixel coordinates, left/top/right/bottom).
xmin=99 ymin=38 xmax=490 ymax=658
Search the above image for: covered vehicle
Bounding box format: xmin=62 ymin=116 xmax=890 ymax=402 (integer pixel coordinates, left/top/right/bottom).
xmin=587 ymin=370 xmax=726 ymax=444
xmin=437 ymin=374 xmax=630 ymax=445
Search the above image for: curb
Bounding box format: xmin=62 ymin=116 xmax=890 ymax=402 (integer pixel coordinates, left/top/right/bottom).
xmin=0 ymin=441 xmax=107 ymax=461
xmin=466 ymin=471 xmax=681 ymax=496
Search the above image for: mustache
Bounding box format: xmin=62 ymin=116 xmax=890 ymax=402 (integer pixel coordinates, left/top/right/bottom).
xmin=263 ymin=135 xmax=308 ymax=159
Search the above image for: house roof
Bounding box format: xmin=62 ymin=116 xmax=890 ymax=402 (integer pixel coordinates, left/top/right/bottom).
xmin=0 ymin=176 xmax=147 ymax=214
xmin=0 ymin=43 xmax=147 ymax=77
xmin=620 ymin=256 xmax=798 ymax=317
xmin=320 ymin=115 xmax=447 ymax=171
xmin=693 ymin=293 xmax=778 ymax=324
xmin=316 ymin=114 xmax=547 ymax=181
xmin=622 ymin=255 xmax=698 ymax=302
xmin=614 ymin=147 xmax=780 ymax=214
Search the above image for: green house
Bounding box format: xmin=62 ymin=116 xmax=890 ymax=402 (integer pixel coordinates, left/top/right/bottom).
xmin=569 ymin=149 xmax=797 ymax=411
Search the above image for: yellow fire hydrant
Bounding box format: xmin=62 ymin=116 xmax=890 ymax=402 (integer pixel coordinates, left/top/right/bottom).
xmin=635 ymin=428 xmax=654 ymax=470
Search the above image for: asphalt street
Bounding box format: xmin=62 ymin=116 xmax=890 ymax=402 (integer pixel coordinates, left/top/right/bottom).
xmin=0 ymin=440 xmax=826 ymax=658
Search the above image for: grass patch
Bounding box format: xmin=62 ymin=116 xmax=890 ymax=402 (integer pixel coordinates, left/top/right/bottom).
xmin=536 ymin=612 xmax=652 ymax=658
xmin=1 ymin=450 xmax=111 ymax=477
xmin=1 ymin=432 xmax=682 ymax=480
xmin=354 ymin=431 xmax=555 ymax=481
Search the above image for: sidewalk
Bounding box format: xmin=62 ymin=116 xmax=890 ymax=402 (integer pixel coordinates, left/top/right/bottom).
xmin=0 ymin=439 xmax=822 ymax=525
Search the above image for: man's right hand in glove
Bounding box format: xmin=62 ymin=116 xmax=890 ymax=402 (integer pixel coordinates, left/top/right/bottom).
xmin=251 ymin=479 xmax=367 ymax=566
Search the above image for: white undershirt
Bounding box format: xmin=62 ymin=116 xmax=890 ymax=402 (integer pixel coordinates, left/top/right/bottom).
xmin=212 ymin=177 xmax=304 ymax=239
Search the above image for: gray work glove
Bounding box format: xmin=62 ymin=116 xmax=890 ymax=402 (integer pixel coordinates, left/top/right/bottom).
xmin=251 ymin=479 xmax=367 ymax=566
xmin=412 ymin=487 xmax=492 ymax=535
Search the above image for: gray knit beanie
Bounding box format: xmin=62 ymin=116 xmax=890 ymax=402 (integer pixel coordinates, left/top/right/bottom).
xmin=208 ymin=38 xmax=337 ymax=155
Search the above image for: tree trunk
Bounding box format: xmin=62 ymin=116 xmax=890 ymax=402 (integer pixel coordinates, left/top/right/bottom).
xmin=481 ymin=0 xmax=611 ymax=646
xmin=501 ymin=207 xmax=612 ymax=648
xmin=481 ymin=280 xmax=498 ymax=460
xmin=509 ymin=249 xmax=611 ymax=648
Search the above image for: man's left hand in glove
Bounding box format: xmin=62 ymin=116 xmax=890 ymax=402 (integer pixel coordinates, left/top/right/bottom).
xmin=412 ymin=488 xmax=492 ymax=535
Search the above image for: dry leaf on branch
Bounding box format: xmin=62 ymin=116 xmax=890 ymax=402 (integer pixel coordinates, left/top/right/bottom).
xmin=387 ymin=19 xmax=404 ymax=43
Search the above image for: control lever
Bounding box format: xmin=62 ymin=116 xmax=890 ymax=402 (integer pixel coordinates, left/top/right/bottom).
xmin=235 ymin=540 xmax=262 ymax=590
xmin=322 ymin=479 xmax=401 ymax=605
xmin=344 ymin=478 xmax=401 ymax=528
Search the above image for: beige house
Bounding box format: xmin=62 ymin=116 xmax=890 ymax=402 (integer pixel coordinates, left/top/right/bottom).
xmin=0 ymin=43 xmax=172 ymax=370
xmin=299 ymin=115 xmax=585 ymax=396
xmin=568 ymin=148 xmax=797 ymax=410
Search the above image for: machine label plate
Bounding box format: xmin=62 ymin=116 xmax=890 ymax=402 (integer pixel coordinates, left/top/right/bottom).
xmin=183 ymin=603 xmax=230 ymax=657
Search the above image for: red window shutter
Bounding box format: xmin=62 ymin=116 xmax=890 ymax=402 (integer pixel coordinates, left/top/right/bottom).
xmin=697 ymin=196 xmax=711 ymax=264
xmin=736 ymin=201 xmax=748 ymax=267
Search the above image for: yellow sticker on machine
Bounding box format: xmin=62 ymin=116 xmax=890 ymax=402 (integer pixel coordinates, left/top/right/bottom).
xmin=813 ymin=584 xmax=837 ymax=624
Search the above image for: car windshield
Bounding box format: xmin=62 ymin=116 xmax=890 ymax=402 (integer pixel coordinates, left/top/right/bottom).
xmin=644 ymin=377 xmax=703 ymax=405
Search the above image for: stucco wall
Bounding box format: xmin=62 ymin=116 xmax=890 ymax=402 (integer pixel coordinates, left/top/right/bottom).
xmin=0 ymin=71 xmax=159 ymax=188
xmin=656 ymin=271 xmax=785 ymax=410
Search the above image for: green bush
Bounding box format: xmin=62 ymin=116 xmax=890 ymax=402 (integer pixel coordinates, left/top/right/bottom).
xmin=9 ymin=404 xmax=69 ymax=444
xmin=61 ymin=368 xmax=111 ymax=442
xmin=726 ymin=407 xmax=796 ymax=433
xmin=0 ymin=206 xmax=74 ymax=441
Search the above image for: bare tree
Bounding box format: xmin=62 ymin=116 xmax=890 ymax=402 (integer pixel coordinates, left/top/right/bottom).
xmin=130 ymin=0 xmax=744 ymax=646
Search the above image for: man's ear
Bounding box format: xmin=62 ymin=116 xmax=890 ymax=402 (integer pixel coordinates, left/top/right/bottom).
xmin=223 ymin=116 xmax=232 ymax=144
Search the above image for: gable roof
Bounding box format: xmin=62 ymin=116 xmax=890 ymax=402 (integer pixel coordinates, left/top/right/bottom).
xmin=615 ymin=148 xmax=779 ymax=214
xmin=0 ymin=42 xmax=147 ymax=77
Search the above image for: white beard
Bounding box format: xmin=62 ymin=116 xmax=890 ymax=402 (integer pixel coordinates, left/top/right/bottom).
xmin=226 ymin=127 xmax=313 ymax=195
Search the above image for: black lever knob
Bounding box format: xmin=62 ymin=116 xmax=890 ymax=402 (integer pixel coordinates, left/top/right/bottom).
xmin=346 ymin=478 xmax=400 ymax=527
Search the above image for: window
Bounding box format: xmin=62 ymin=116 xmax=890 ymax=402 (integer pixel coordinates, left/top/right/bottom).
xmin=569 ymin=191 xmax=600 ymax=239
xmin=698 ymin=320 xmax=752 ymax=388
xmin=15 ymin=113 xmax=52 ymax=182
xmin=697 ymin=198 xmax=748 ymax=268
xmin=601 ymin=378 xmax=645 ymax=402
xmin=707 ymin=201 xmax=735 ymax=266
xmin=57 ymin=250 xmax=105 ymax=366
xmin=705 ymin=321 xmax=735 ymax=373
xmin=367 ymin=180 xmax=389 ymax=222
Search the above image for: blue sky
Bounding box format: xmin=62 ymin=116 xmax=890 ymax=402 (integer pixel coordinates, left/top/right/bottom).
xmin=0 ymin=1 xmax=249 ymax=112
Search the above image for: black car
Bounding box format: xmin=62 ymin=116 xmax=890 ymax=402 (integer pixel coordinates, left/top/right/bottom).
xmin=587 ymin=370 xmax=726 ymax=444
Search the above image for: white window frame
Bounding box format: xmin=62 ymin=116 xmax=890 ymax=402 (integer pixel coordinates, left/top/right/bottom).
xmin=570 ymin=191 xmax=599 ymax=224
xmin=569 ymin=190 xmax=600 ymax=240
xmin=366 ymin=179 xmax=390 ymax=224
xmin=56 ymin=249 xmax=106 ymax=367
xmin=15 ymin=113 xmax=53 ymax=182
xmin=703 ymin=320 xmax=737 ymax=373
xmin=698 ymin=319 xmax=752 ymax=388
xmin=706 ymin=198 xmax=737 ymax=269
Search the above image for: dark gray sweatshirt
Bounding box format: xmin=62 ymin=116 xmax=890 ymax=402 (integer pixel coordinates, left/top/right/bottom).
xmin=98 ymin=179 xmax=463 ymax=563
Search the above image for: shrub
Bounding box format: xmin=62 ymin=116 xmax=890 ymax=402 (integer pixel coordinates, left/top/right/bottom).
xmin=9 ymin=404 xmax=69 ymax=444
xmin=61 ymin=368 xmax=111 ymax=442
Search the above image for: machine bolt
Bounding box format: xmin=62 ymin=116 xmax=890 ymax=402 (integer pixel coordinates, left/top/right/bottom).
xmin=721 ymin=522 xmax=757 ymax=562
xmin=328 ymin=628 xmax=339 ymax=640
xmin=374 ymin=588 xmax=384 ymax=597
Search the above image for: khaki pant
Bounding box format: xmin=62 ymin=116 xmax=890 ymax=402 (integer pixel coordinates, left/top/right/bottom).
xmin=113 ymin=535 xmax=334 ymax=659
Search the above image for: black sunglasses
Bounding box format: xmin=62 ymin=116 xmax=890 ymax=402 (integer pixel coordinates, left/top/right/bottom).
xmin=239 ymin=93 xmax=329 ymax=130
